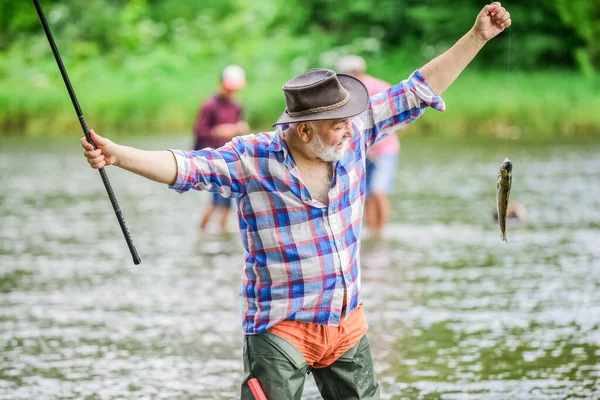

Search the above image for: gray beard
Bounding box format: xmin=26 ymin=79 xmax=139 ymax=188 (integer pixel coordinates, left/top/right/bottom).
xmin=309 ymin=132 xmax=347 ymax=162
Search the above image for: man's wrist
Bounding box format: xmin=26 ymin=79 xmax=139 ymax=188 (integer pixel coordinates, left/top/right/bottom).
xmin=467 ymin=29 xmax=488 ymax=47
xmin=112 ymin=144 xmax=124 ymax=168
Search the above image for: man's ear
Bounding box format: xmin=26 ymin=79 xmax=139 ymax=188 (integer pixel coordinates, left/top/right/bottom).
xmin=296 ymin=122 xmax=313 ymax=143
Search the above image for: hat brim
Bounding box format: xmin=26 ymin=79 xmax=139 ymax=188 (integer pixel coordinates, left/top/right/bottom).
xmin=272 ymin=74 xmax=369 ymax=126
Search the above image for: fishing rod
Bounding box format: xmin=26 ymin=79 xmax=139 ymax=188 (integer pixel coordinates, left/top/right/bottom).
xmin=32 ymin=0 xmax=141 ymax=265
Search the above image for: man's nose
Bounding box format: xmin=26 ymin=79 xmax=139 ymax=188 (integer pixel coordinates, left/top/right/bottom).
xmin=343 ymin=122 xmax=353 ymax=137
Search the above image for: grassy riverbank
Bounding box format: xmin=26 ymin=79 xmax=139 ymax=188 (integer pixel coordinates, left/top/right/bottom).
xmin=1 ymin=55 xmax=599 ymax=137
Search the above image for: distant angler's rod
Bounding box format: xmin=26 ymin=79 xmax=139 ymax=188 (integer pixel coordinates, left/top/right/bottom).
xmin=32 ymin=0 xmax=141 ymax=265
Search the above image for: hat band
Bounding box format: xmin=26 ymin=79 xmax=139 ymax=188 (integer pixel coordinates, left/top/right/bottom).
xmin=285 ymin=90 xmax=350 ymax=118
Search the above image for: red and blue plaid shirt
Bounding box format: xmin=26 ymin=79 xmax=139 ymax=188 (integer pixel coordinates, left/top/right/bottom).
xmin=170 ymin=70 xmax=445 ymax=334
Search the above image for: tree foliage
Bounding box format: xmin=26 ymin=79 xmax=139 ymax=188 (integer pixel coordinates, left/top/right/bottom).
xmin=0 ymin=0 xmax=597 ymax=73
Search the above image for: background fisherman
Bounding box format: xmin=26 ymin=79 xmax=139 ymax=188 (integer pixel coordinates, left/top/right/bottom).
xmin=193 ymin=65 xmax=249 ymax=233
xmin=336 ymin=55 xmax=402 ymax=238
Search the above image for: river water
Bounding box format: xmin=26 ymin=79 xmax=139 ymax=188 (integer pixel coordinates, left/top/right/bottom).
xmin=1 ymin=134 xmax=599 ymax=399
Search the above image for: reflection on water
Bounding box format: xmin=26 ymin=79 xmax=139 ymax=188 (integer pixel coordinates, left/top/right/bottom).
xmin=1 ymin=135 xmax=599 ymax=399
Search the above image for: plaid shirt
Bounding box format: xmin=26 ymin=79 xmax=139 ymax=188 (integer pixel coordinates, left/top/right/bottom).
xmin=170 ymin=70 xmax=445 ymax=334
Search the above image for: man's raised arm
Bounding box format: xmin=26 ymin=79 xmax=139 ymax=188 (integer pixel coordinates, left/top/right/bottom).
xmin=420 ymin=2 xmax=511 ymax=95
xmin=81 ymin=130 xmax=178 ymax=185
xmin=81 ymin=130 xmax=248 ymax=197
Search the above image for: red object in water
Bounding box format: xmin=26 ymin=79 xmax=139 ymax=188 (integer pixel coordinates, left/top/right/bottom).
xmin=248 ymin=378 xmax=267 ymax=400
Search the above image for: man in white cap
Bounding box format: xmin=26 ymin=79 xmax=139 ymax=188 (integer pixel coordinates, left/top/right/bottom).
xmin=336 ymin=55 xmax=401 ymax=238
xmin=80 ymin=4 xmax=511 ymax=398
xmin=192 ymin=65 xmax=249 ymax=233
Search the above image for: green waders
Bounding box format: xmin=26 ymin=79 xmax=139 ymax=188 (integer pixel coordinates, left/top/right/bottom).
xmin=240 ymin=332 xmax=380 ymax=400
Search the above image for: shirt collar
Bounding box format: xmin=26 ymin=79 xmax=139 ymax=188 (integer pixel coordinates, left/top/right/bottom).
xmin=267 ymin=124 xmax=288 ymax=156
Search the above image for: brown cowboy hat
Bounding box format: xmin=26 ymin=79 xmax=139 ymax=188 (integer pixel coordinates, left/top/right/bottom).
xmin=273 ymin=68 xmax=369 ymax=126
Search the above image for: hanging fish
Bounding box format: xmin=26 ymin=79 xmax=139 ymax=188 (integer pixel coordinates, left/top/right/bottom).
xmin=496 ymin=158 xmax=512 ymax=242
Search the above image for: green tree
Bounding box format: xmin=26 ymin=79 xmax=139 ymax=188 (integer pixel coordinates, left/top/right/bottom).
xmin=554 ymin=0 xmax=599 ymax=76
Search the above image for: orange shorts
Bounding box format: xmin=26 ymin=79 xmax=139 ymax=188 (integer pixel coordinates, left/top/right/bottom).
xmin=268 ymin=303 xmax=368 ymax=368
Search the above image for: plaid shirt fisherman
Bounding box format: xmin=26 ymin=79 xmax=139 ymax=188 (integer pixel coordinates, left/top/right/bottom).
xmin=170 ymin=70 xmax=445 ymax=334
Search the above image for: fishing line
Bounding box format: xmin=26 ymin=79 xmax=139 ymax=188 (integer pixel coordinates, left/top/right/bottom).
xmin=505 ymin=25 xmax=511 ymax=157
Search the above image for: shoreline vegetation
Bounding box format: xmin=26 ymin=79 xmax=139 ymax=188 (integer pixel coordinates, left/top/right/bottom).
xmin=1 ymin=0 xmax=597 ymax=137
xmin=2 ymin=1 xmax=598 ymax=138
xmin=2 ymin=61 xmax=599 ymax=137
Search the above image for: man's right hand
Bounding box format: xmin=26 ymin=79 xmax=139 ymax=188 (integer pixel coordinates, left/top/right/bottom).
xmin=80 ymin=130 xmax=177 ymax=184
xmin=81 ymin=130 xmax=119 ymax=169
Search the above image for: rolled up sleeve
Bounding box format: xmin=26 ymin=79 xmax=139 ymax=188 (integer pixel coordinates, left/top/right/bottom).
xmin=359 ymin=70 xmax=446 ymax=149
xmin=168 ymin=137 xmax=247 ymax=198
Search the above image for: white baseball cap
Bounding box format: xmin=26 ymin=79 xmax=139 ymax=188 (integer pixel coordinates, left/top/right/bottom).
xmin=221 ymin=65 xmax=246 ymax=91
xmin=336 ymin=55 xmax=367 ymax=74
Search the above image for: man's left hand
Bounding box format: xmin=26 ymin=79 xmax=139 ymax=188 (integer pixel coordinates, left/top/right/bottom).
xmin=472 ymin=2 xmax=511 ymax=42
